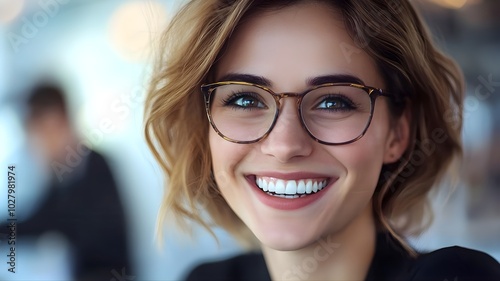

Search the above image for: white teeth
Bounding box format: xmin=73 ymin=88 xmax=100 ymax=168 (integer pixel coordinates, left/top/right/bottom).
xmin=275 ymin=180 xmax=285 ymax=194
xmin=297 ymin=180 xmax=306 ymax=194
xmin=285 ymin=180 xmax=297 ymax=195
xmin=255 ymin=177 xmax=329 ymax=196
xmin=262 ymin=178 xmax=268 ymax=192
xmin=268 ymin=181 xmax=275 ymax=192
xmin=272 ymin=194 xmax=300 ymax=199
xmin=305 ymin=181 xmax=312 ymax=194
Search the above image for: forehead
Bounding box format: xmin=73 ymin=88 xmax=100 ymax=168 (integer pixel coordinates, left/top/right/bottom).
xmin=215 ymin=2 xmax=383 ymax=91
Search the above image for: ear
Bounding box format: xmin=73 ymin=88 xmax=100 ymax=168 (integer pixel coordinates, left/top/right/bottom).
xmin=383 ymin=108 xmax=411 ymax=164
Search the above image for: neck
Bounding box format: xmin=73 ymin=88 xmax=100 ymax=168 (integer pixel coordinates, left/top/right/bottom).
xmin=262 ymin=204 xmax=376 ymax=281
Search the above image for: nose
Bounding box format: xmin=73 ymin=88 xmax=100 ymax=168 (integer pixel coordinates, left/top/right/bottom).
xmin=260 ymin=99 xmax=313 ymax=162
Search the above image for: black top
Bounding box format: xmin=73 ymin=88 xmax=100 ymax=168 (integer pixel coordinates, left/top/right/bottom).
xmin=184 ymin=232 xmax=500 ymax=280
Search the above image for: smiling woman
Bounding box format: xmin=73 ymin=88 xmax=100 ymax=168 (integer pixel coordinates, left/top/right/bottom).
xmin=144 ymin=0 xmax=500 ymax=280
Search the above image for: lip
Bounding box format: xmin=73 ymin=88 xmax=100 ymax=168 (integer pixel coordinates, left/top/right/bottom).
xmin=246 ymin=173 xmax=338 ymax=211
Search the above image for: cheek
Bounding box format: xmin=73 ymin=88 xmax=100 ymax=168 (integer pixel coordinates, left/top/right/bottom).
xmin=344 ymin=143 xmax=383 ymax=192
xmin=209 ymin=129 xmax=250 ymax=189
xmin=332 ymin=110 xmax=391 ymax=192
xmin=209 ymin=130 xmax=230 ymax=188
xmin=209 ymin=129 xmax=259 ymax=218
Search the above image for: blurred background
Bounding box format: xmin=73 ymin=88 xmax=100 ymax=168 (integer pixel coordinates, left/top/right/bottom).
xmin=0 ymin=0 xmax=498 ymax=280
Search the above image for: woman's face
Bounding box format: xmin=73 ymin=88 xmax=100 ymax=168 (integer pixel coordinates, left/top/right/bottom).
xmin=210 ymin=2 xmax=407 ymax=250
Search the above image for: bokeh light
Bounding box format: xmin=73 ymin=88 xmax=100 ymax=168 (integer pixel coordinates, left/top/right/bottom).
xmin=108 ymin=1 xmax=169 ymax=62
xmin=426 ymin=0 xmax=472 ymax=9
xmin=0 ymin=0 xmax=25 ymax=24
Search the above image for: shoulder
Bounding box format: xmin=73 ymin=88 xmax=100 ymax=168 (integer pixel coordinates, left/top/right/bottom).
xmin=85 ymin=149 xmax=115 ymax=178
xmin=368 ymin=233 xmax=500 ymax=281
xmin=86 ymin=149 xmax=108 ymax=167
xmin=410 ymin=246 xmax=500 ymax=281
xmin=184 ymin=252 xmax=271 ymax=281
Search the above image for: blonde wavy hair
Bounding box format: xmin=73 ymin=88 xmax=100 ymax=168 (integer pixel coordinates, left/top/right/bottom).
xmin=144 ymin=0 xmax=464 ymax=254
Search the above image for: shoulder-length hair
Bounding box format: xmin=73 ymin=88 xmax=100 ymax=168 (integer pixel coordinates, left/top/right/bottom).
xmin=144 ymin=0 xmax=463 ymax=253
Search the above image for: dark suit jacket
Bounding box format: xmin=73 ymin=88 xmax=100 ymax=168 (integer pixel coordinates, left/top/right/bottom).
xmin=12 ymin=150 xmax=131 ymax=280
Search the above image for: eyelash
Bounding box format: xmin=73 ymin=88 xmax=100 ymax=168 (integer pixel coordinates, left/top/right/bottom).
xmin=219 ymin=91 xmax=360 ymax=112
xmin=221 ymin=92 xmax=265 ymax=108
xmin=314 ymin=94 xmax=358 ymax=111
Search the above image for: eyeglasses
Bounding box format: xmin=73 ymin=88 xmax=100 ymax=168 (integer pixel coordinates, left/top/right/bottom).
xmin=201 ymin=81 xmax=394 ymax=145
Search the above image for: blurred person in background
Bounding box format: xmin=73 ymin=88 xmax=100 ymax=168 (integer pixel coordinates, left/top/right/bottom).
xmin=9 ymin=82 xmax=131 ymax=280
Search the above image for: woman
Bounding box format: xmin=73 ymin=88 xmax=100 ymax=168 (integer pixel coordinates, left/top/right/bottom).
xmin=144 ymin=0 xmax=500 ymax=280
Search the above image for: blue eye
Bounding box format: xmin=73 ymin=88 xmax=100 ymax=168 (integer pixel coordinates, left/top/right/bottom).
xmin=316 ymin=95 xmax=356 ymax=111
xmin=223 ymin=92 xmax=267 ymax=110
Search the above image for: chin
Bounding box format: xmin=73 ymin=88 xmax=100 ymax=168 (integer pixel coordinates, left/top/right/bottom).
xmin=257 ymin=231 xmax=318 ymax=251
xmin=246 ymin=215 xmax=331 ymax=251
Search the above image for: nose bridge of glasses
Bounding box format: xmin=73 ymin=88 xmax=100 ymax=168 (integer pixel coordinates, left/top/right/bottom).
xmin=271 ymin=92 xmax=306 ymax=137
xmin=273 ymin=92 xmax=303 ymax=106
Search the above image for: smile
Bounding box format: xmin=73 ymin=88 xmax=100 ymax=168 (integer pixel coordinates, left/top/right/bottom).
xmin=255 ymin=176 xmax=329 ymax=199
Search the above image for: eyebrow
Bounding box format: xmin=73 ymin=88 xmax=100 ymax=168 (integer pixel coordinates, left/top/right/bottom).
xmin=307 ymin=74 xmax=365 ymax=86
xmin=217 ymin=73 xmax=365 ymax=87
xmin=218 ymin=73 xmax=272 ymax=87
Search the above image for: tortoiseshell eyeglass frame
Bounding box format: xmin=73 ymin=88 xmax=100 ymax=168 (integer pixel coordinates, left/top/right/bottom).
xmin=201 ymin=81 xmax=396 ymax=145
